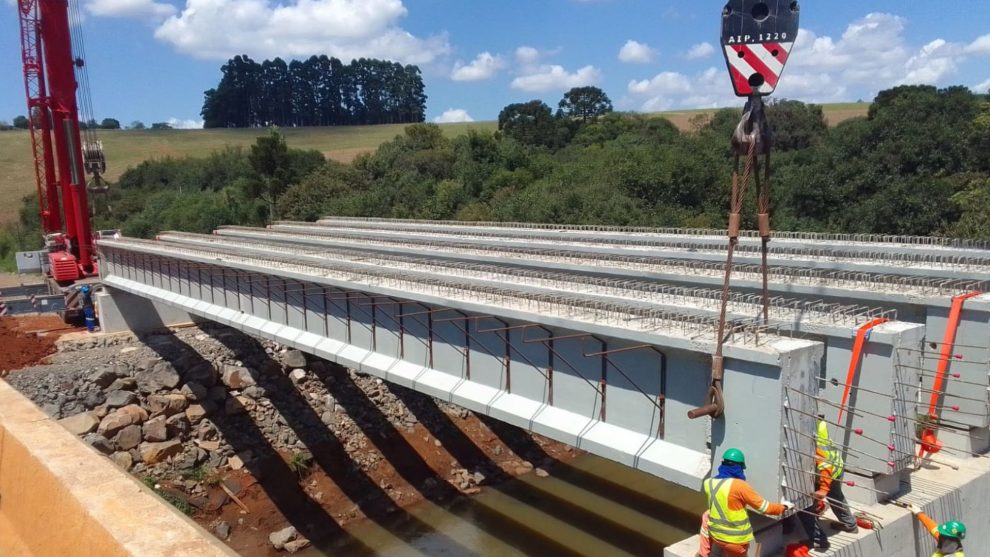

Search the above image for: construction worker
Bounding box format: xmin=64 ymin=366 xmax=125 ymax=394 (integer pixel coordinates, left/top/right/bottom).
xmin=905 ymin=504 xmax=965 ymax=556
xmin=798 ymin=420 xmax=857 ymax=552
xmin=696 ymin=511 xmax=711 ymax=557
xmin=702 ymin=448 xmax=794 ymax=556
xmin=80 ymin=285 xmax=96 ymax=333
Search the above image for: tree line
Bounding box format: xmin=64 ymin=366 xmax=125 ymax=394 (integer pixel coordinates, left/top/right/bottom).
xmin=275 ymin=84 xmax=990 ymax=238
xmin=201 ymin=55 xmax=427 ymax=129
xmin=0 ymin=117 xmax=166 ymax=131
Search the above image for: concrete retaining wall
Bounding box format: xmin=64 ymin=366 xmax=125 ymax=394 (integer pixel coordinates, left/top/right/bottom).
xmin=0 ymin=381 xmax=236 ymax=557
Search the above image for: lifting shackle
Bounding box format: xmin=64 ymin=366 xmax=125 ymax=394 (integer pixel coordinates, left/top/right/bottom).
xmin=721 ymin=0 xmax=800 ymax=98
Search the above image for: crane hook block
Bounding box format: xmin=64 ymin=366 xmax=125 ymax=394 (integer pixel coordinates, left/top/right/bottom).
xmin=721 ymin=1 xmax=800 ymax=97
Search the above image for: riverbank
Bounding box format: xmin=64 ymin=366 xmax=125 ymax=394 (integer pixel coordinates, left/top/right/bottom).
xmin=1 ymin=320 xmax=583 ymax=555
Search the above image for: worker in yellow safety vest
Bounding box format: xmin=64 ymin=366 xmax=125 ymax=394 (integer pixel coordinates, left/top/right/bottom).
xmin=798 ymin=420 xmax=858 ymax=551
xmin=701 ymin=448 xmax=794 ymax=556
xmin=905 ymin=504 xmax=965 ymax=556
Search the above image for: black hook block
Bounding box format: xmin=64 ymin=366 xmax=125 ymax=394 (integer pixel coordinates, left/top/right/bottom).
xmin=720 ymin=1 xmax=801 ymax=97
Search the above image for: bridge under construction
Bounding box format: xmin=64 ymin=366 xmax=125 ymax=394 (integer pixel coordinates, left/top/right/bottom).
xmin=95 ymin=217 xmax=990 ymax=556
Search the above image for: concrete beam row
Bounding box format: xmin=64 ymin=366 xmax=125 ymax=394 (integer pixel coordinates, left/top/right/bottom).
xmin=316 ymin=216 xmax=990 ymax=255
xmin=212 ymin=225 xmax=990 ymax=435
xmin=157 ymin=231 xmax=928 ymax=477
xmin=267 ymin=222 xmax=990 ymax=280
xmin=98 ymin=239 xmax=824 ymax=506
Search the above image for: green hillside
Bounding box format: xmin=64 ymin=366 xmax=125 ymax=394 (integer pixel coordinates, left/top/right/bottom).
xmin=0 ymin=123 xmax=495 ymax=226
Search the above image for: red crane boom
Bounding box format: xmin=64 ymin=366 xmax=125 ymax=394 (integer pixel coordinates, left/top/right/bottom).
xmin=17 ymin=0 xmax=97 ymax=281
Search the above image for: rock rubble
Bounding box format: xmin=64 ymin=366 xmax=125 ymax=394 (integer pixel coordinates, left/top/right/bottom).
xmin=7 ymin=323 xmax=497 ymax=552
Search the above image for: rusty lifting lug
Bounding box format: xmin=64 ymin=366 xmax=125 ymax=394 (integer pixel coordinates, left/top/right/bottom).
xmin=688 ymin=356 xmax=726 ymax=419
xmin=721 ymin=0 xmax=800 ymax=98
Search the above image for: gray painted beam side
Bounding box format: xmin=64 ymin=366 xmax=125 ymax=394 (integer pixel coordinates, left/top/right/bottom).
xmin=923 ymin=307 xmax=990 ymax=429
xmin=818 ymin=321 xmax=926 ymax=475
xmin=100 ymin=272 xmax=803 ymax=497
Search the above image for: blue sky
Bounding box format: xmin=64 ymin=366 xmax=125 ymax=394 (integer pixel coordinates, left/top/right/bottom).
xmin=1 ymin=0 xmax=989 ymax=128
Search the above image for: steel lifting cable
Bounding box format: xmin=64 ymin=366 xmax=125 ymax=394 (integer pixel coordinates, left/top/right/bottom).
xmin=688 ymin=0 xmax=801 ymax=421
xmin=688 ymin=99 xmax=771 ymax=420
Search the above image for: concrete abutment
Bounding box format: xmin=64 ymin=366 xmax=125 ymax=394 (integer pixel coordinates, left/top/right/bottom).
xmin=0 ymin=381 xmax=236 ymax=557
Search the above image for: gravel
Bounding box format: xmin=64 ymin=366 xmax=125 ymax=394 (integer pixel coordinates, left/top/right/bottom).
xmin=6 ymin=323 xmax=467 ymax=492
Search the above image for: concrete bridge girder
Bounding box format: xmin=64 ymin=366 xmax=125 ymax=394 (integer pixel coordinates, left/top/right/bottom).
xmin=313 ymin=217 xmax=990 ymax=259
xmin=152 ymin=231 xmax=928 ymax=477
xmin=922 ymin=305 xmax=990 ymax=432
xmin=258 ymin=223 xmax=990 ymax=282
xmin=200 ymin=226 xmax=990 ymax=439
xmin=290 ymin=218 xmax=990 ymax=453
xmin=99 ymin=241 xmax=824 ymax=507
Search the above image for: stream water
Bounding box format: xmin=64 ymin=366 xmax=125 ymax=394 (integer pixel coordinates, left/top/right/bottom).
xmin=301 ymin=454 xmax=705 ymax=557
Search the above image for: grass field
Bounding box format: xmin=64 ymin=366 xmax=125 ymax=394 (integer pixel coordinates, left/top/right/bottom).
xmin=0 ymin=103 xmax=869 ymax=226
xmin=656 ymin=101 xmax=870 ymax=130
xmin=0 ymin=122 xmax=495 ymax=225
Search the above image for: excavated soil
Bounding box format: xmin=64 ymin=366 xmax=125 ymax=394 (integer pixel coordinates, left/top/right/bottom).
xmin=0 ymin=315 xmax=80 ymax=374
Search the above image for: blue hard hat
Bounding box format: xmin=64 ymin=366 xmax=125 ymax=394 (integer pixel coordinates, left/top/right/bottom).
xmin=80 ymin=285 xmax=91 ymax=293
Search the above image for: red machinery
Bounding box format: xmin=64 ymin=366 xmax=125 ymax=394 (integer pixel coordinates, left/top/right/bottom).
xmin=17 ymin=0 xmax=106 ymax=282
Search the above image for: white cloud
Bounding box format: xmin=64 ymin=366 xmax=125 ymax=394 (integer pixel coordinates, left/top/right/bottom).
xmin=626 ymin=68 xmax=729 ymax=112
xmin=515 ymin=46 xmax=541 ymax=65
xmin=626 ymin=12 xmax=990 ymax=112
xmin=966 ymin=34 xmax=990 ymax=55
xmin=152 ymin=0 xmax=450 ymax=63
xmin=84 ymin=0 xmax=176 ymax=19
xmin=166 ymin=117 xmax=204 ymax=129
xmin=450 ymin=52 xmax=505 ymax=81
xmin=618 ymin=40 xmax=656 ymax=64
xmin=894 ymin=33 xmax=990 ymax=87
xmin=974 ymin=78 xmax=990 ymax=94
xmin=628 ymin=72 xmax=691 ymax=96
xmin=511 ymin=65 xmax=602 ymax=93
xmin=684 ymin=42 xmax=715 ymax=60
xmin=901 ymin=39 xmax=961 ymax=85
xmin=433 ymin=109 xmax=474 ymax=123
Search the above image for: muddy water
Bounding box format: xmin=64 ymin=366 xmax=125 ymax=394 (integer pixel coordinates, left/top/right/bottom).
xmin=302 ymin=454 xmax=705 ymax=557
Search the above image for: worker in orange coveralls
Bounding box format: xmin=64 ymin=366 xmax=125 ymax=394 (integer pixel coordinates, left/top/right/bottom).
xmin=701 ymin=448 xmax=794 ymax=556
xmin=905 ymin=504 xmax=966 ymax=557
